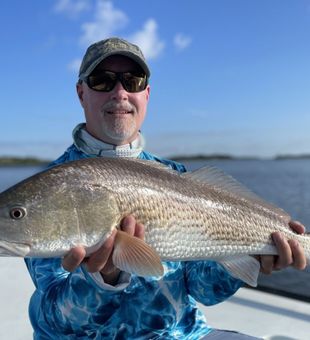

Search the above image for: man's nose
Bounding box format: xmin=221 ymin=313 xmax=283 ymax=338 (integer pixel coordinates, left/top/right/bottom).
xmin=110 ymin=80 xmax=128 ymax=100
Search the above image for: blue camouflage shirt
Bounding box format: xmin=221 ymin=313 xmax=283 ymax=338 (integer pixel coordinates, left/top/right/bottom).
xmin=25 ymin=145 xmax=243 ymax=339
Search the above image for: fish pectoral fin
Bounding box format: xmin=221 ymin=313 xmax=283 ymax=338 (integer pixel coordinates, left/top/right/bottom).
xmin=220 ymin=255 xmax=260 ymax=287
xmin=112 ymin=230 xmax=164 ymax=277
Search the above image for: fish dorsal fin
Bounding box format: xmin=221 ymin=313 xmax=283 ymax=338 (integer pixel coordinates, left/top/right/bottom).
xmin=112 ymin=230 xmax=164 ymax=277
xmin=184 ymin=166 xmax=290 ymax=220
xmin=183 ymin=166 xmax=260 ymax=200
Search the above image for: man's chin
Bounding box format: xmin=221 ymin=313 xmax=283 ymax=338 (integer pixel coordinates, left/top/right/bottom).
xmin=104 ymin=130 xmax=137 ymax=145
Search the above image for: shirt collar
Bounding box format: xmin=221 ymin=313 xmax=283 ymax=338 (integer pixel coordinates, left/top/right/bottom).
xmin=72 ymin=123 xmax=145 ymax=158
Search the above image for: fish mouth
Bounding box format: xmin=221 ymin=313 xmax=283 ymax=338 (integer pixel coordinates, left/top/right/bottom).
xmin=0 ymin=240 xmax=30 ymax=257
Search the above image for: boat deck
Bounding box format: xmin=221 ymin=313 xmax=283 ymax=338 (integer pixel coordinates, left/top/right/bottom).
xmin=0 ymin=258 xmax=309 ymax=339
xmin=199 ymin=287 xmax=310 ymax=340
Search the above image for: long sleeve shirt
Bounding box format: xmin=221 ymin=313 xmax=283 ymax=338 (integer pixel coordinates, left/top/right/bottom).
xmin=25 ymin=145 xmax=243 ymax=339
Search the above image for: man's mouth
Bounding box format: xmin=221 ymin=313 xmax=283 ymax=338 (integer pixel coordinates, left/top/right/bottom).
xmin=106 ymin=110 xmax=133 ymax=115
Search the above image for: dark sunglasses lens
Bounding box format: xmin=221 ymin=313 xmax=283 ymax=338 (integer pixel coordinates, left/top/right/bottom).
xmin=87 ymin=72 xmax=117 ymax=91
xmin=87 ymin=71 xmax=147 ymax=92
xmin=122 ymin=73 xmax=147 ymax=92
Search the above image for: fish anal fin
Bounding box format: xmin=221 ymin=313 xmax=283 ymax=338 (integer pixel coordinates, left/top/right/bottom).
xmin=112 ymin=230 xmax=164 ymax=277
xmin=220 ymin=255 xmax=260 ymax=287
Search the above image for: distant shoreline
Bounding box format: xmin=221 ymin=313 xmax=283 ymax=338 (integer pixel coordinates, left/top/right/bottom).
xmin=170 ymin=154 xmax=310 ymax=162
xmin=0 ymin=157 xmax=51 ymax=166
xmin=1 ymin=154 xmax=310 ymax=166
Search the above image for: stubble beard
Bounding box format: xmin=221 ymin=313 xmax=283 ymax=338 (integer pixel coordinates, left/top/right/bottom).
xmin=103 ymin=114 xmax=137 ymax=143
xmin=100 ymin=101 xmax=138 ymax=144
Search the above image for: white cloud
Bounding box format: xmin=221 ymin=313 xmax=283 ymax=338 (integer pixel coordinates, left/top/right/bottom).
xmin=54 ymin=0 xmax=91 ymax=17
xmin=174 ymin=33 xmax=192 ymax=51
xmin=129 ymin=19 xmax=165 ymax=60
xmin=79 ymin=0 xmax=128 ymax=46
xmin=64 ymin=1 xmax=165 ymax=72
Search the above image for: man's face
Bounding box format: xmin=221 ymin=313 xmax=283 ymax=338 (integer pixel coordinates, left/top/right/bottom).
xmin=77 ymin=55 xmax=150 ymax=145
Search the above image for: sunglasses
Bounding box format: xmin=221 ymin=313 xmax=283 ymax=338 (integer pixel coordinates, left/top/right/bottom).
xmin=86 ymin=71 xmax=148 ymax=93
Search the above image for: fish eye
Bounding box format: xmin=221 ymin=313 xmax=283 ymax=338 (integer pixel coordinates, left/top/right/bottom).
xmin=10 ymin=207 xmax=27 ymax=220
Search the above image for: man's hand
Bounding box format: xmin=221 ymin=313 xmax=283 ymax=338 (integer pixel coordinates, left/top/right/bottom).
xmin=62 ymin=215 xmax=145 ymax=285
xmin=259 ymin=220 xmax=307 ymax=274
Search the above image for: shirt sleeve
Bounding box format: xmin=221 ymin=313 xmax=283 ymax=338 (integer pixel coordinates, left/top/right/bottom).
xmin=25 ymin=257 xmax=130 ymax=334
xmin=183 ymin=260 xmax=244 ymax=306
xmin=85 ymin=269 xmax=131 ymax=291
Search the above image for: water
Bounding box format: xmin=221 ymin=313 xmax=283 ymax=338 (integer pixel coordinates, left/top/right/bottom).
xmin=0 ymin=165 xmax=45 ymax=192
xmin=0 ymin=160 xmax=309 ymax=300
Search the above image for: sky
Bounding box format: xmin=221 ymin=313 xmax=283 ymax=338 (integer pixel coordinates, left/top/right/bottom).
xmin=1 ymin=0 xmax=310 ymax=159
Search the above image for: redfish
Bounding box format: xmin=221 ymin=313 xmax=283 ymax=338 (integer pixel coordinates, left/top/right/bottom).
xmin=0 ymin=158 xmax=309 ymax=286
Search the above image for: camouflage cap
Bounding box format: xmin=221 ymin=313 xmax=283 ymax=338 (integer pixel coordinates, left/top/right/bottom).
xmin=78 ymin=37 xmax=150 ymax=80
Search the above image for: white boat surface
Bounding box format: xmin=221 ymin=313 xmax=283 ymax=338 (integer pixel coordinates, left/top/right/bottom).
xmin=199 ymin=287 xmax=310 ymax=340
xmin=0 ymin=258 xmax=309 ymax=339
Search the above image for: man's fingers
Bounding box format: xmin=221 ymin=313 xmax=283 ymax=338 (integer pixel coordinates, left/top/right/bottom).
xmin=85 ymin=230 xmax=116 ymax=272
xmin=62 ymin=216 xmax=146 ymax=274
xmin=121 ymin=215 xmax=145 ymax=239
xmin=120 ymin=215 xmax=136 ymax=236
xmin=259 ymin=255 xmax=275 ymax=274
xmin=62 ymin=246 xmax=86 ymax=272
xmin=288 ymin=220 xmax=306 ymax=234
xmin=134 ymin=222 xmax=145 ymax=239
xmin=288 ymin=239 xmax=307 ymax=270
xmin=272 ymin=232 xmax=293 ymax=270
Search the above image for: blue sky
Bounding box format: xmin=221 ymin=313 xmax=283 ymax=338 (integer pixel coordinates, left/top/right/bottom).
xmin=1 ymin=0 xmax=310 ymax=159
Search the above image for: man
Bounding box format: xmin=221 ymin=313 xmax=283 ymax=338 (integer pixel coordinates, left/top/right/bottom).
xmin=25 ymin=37 xmax=306 ymax=339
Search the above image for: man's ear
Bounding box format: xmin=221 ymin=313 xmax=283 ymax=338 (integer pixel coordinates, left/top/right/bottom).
xmin=76 ymin=82 xmax=84 ymax=104
xmin=145 ymin=85 xmax=150 ymax=101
